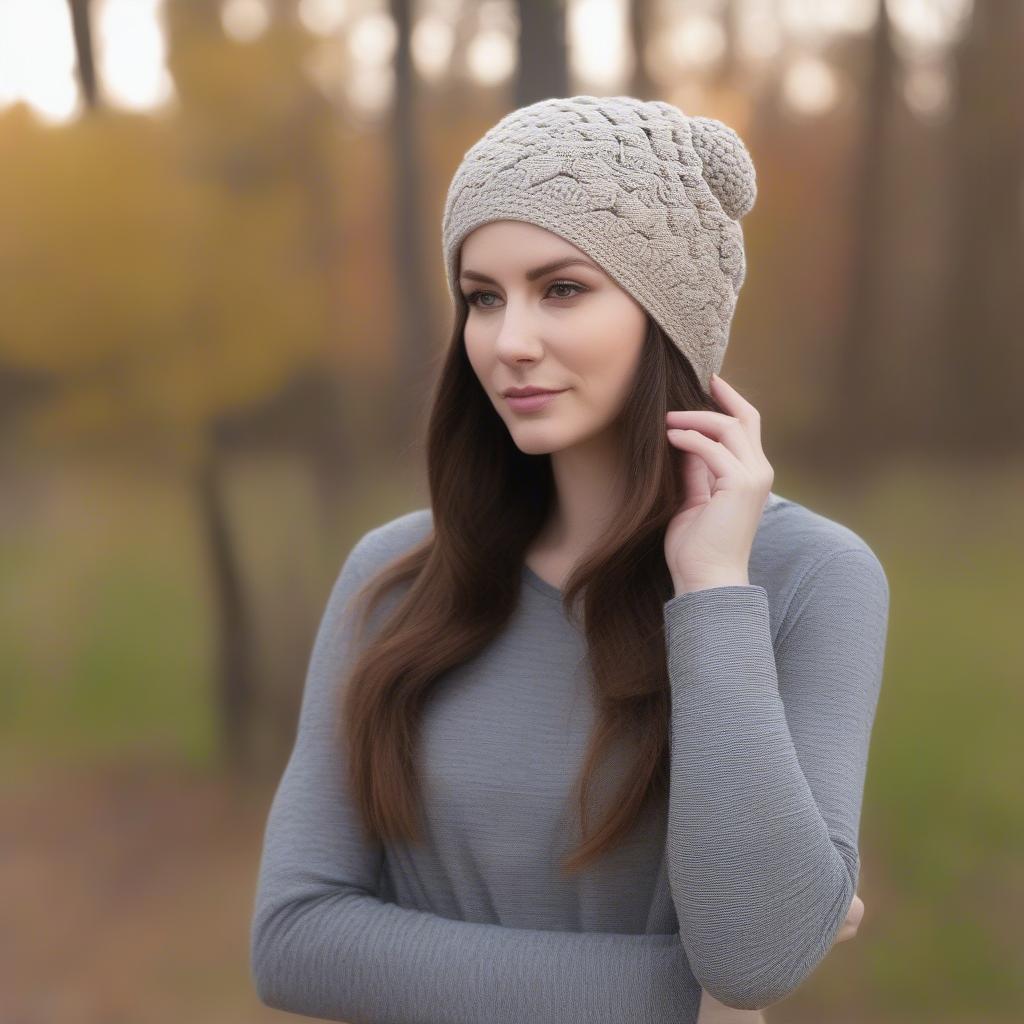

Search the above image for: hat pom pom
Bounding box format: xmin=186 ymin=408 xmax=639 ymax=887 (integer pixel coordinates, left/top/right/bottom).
xmin=689 ymin=116 xmax=757 ymax=221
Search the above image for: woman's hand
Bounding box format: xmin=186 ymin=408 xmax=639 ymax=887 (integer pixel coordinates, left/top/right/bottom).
xmin=696 ymin=989 xmax=765 ymax=1024
xmin=665 ymin=374 xmax=774 ymax=595
xmin=833 ymin=892 xmax=865 ymax=945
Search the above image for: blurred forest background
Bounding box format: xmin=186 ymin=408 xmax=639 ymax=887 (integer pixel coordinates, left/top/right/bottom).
xmin=0 ymin=0 xmax=1021 ymax=1021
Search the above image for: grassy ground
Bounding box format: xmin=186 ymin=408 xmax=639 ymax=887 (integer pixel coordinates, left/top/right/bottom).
xmin=1 ymin=452 xmax=1020 ymax=1022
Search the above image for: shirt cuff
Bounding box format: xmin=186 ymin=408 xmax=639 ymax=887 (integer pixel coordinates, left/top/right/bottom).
xmin=663 ymin=584 xmax=776 ymax=693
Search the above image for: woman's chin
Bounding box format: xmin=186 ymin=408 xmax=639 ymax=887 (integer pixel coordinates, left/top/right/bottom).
xmin=510 ymin=435 xmax=563 ymax=456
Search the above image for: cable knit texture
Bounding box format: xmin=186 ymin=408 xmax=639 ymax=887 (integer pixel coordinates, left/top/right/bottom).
xmin=441 ymin=95 xmax=757 ymax=390
xmin=250 ymin=492 xmax=890 ymax=1022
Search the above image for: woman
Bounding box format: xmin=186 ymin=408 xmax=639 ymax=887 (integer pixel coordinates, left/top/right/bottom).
xmin=250 ymin=95 xmax=886 ymax=1024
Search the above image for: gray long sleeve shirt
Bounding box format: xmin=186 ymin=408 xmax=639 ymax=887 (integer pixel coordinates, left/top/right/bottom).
xmin=249 ymin=491 xmax=890 ymax=1022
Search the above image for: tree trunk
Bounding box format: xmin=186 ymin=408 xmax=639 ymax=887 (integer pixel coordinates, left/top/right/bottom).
xmin=67 ymin=0 xmax=100 ymax=110
xmin=516 ymin=0 xmax=570 ymax=106
xmin=628 ymin=0 xmax=658 ymax=100
xmin=822 ymin=0 xmax=896 ymax=475
xmin=387 ymin=0 xmax=437 ymax=458
xmin=193 ymin=434 xmax=255 ymax=776
xmin=938 ymin=0 xmax=1024 ymax=453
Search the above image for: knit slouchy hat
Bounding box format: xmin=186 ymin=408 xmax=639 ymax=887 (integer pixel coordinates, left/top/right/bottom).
xmin=441 ymin=94 xmax=757 ymax=392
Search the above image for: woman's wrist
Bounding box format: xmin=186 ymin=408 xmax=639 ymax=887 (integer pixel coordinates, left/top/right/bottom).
xmin=672 ymin=574 xmax=750 ymax=596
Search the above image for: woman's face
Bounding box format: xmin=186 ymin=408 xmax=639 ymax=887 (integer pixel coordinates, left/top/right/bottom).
xmin=460 ymin=220 xmax=648 ymax=456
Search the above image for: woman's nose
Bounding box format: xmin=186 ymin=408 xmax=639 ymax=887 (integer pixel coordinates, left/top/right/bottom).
xmin=493 ymin=302 xmax=544 ymax=357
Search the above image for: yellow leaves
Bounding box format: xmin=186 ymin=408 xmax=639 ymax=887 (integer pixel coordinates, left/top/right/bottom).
xmin=0 ymin=16 xmax=398 ymax=454
xmin=0 ymin=110 xmax=192 ymax=372
xmin=0 ymin=106 xmax=325 ymax=443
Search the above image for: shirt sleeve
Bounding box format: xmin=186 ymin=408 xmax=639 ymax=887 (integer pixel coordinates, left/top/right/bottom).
xmin=661 ymin=546 xmax=890 ymax=1011
xmin=250 ymin=532 xmax=700 ymax=1024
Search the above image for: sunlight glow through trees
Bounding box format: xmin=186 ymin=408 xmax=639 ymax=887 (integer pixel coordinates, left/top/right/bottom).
xmin=0 ymin=0 xmax=972 ymax=125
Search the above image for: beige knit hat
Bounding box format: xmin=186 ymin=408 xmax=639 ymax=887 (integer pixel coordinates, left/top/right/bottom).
xmin=441 ymin=94 xmax=757 ymax=391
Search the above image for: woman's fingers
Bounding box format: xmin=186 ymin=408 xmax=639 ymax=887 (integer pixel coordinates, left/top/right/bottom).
xmin=666 ymin=426 xmax=744 ymax=483
xmin=847 ymin=893 xmax=865 ymax=929
xmin=666 ymin=409 xmax=759 ymax=466
xmin=834 ymin=894 xmax=865 ymax=945
xmin=709 ymin=373 xmax=764 ymax=441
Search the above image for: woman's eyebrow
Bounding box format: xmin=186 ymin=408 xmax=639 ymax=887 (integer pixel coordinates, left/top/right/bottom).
xmin=459 ymin=257 xmax=600 ymax=285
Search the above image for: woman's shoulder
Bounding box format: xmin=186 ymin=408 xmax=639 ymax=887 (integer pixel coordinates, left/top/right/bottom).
xmin=755 ymin=490 xmax=889 ymax=630
xmin=347 ymin=506 xmax=434 ymax=577
xmin=759 ymin=490 xmax=882 ymax=559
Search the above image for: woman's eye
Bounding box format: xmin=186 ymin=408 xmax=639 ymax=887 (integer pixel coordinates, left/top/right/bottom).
xmin=548 ymin=281 xmax=583 ymax=299
xmin=464 ymin=281 xmax=585 ymax=309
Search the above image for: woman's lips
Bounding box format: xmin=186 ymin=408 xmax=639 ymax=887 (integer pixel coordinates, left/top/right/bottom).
xmin=504 ymin=389 xmax=567 ymax=412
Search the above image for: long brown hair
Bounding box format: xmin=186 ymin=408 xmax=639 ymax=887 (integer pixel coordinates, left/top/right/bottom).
xmin=338 ymin=299 xmax=723 ymax=876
